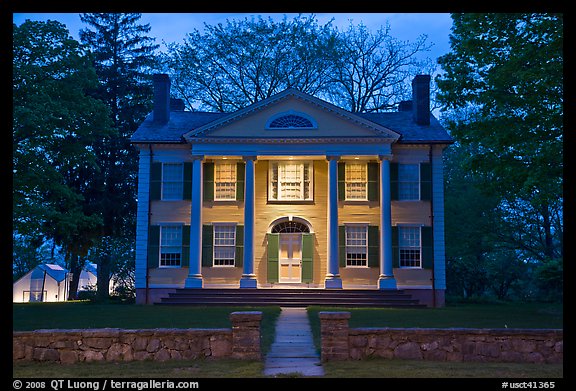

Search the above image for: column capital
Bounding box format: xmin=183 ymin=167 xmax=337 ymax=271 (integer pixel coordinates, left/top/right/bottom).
xmin=242 ymin=155 xmax=258 ymax=162
xmin=378 ymin=154 xmax=393 ymax=161
xmin=190 ymin=154 xmax=205 ymax=161
xmin=326 ymin=155 xmax=341 ymax=162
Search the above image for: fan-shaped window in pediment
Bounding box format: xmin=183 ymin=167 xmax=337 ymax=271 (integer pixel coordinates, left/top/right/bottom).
xmin=266 ymin=111 xmax=318 ymax=130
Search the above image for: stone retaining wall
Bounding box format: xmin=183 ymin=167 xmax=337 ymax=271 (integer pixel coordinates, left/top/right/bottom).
xmin=319 ymin=312 xmax=563 ymax=364
xmin=13 ymin=311 xmax=262 ymax=364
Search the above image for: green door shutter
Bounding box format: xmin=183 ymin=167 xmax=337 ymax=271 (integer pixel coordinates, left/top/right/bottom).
xmin=421 ymin=226 xmax=434 ymax=269
xmin=420 ymin=162 xmax=432 ymax=201
xmin=337 ymin=162 xmax=345 ymax=201
xmin=367 ymin=162 xmax=379 ymax=201
xmin=338 ymin=225 xmax=346 ymax=267
xmin=235 ymin=225 xmax=244 ymax=268
xmin=367 ymin=226 xmax=379 ymax=267
xmin=391 ymin=226 xmax=399 ymax=268
xmin=147 ymin=225 xmax=160 ymax=268
xmin=267 ymin=233 xmax=279 ymax=283
xmin=203 ymin=162 xmax=214 ymax=202
xmin=183 ymin=162 xmax=192 ymax=200
xmin=201 ymin=225 xmax=213 ymax=267
xmin=390 ymin=162 xmax=399 ymax=201
xmin=302 ymin=233 xmax=314 ymax=283
xmin=181 ymin=225 xmax=190 ymax=267
xmin=150 ymin=162 xmax=162 ymax=201
xmin=236 ymin=162 xmax=244 ymax=201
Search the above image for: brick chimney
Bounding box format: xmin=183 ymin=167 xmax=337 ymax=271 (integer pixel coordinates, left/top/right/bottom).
xmin=153 ymin=74 xmax=170 ymax=124
xmin=411 ymin=74 xmax=431 ymax=126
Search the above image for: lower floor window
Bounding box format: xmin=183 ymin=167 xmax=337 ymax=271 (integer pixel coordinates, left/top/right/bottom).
xmin=160 ymin=225 xmax=182 ymax=267
xmin=399 ymin=226 xmax=421 ymax=267
xmin=213 ymin=224 xmax=236 ymax=266
xmin=345 ymin=225 xmax=368 ymax=267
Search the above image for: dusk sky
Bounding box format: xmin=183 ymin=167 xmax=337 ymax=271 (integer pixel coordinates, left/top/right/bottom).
xmin=12 ymin=13 xmax=454 ymax=64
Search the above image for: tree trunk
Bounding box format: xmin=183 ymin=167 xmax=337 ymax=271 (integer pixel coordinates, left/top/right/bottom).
xmin=96 ymin=254 xmax=111 ymax=302
xmin=67 ymin=254 xmax=83 ymax=300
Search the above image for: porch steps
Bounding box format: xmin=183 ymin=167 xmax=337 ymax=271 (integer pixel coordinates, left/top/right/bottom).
xmin=155 ymin=288 xmax=427 ymax=308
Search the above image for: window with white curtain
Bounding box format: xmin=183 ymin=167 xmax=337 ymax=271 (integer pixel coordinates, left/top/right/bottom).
xmin=269 ymin=161 xmax=313 ymax=201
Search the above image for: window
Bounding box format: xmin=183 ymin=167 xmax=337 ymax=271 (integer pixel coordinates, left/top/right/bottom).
xmin=269 ymin=161 xmax=313 ymax=201
xmin=266 ymin=111 xmax=317 ymax=129
xmin=398 ymin=164 xmax=420 ymax=200
xmin=345 ymin=225 xmax=368 ymax=267
xmin=399 ymin=226 xmax=421 ymax=268
xmin=162 ymin=163 xmax=183 ymax=200
xmin=214 ymin=163 xmax=237 ymax=200
xmin=160 ymin=225 xmax=182 ymax=267
xmin=345 ymin=163 xmax=368 ymax=200
xmin=213 ymin=225 xmax=236 ymax=266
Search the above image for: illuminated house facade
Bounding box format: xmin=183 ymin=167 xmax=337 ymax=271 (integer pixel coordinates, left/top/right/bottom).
xmin=131 ymin=74 xmax=453 ymax=306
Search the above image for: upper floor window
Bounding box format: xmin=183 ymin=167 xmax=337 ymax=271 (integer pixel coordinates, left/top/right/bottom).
xmin=345 ymin=163 xmax=368 ymax=200
xmin=398 ymin=164 xmax=420 ymax=200
xmin=269 ymin=161 xmax=313 ymax=201
xmin=162 ymin=163 xmax=184 ymax=200
xmin=265 ymin=111 xmax=318 ymax=130
xmin=214 ymin=162 xmax=237 ymax=201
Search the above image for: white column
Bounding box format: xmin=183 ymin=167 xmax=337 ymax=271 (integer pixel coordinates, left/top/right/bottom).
xmin=325 ymin=155 xmax=343 ymax=289
xmin=240 ymin=156 xmax=257 ymax=288
xmin=378 ymin=156 xmax=397 ymax=289
xmin=185 ymin=155 xmax=203 ymax=288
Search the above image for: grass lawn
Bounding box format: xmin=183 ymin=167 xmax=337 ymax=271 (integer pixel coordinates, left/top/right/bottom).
xmin=13 ymin=359 xmax=264 ymax=378
xmin=12 ymin=302 xmax=281 ymax=354
xmin=323 ymin=359 xmax=563 ymax=378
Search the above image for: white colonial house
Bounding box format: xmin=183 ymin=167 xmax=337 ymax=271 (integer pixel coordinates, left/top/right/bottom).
xmin=130 ymin=74 xmax=453 ymax=307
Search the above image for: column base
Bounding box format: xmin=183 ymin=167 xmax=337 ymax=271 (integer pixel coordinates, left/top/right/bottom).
xmin=324 ymin=277 xmax=343 ymax=289
xmin=239 ymin=276 xmax=258 ymax=289
xmin=184 ymin=275 xmax=203 ymax=288
xmin=378 ymin=276 xmax=397 ymax=290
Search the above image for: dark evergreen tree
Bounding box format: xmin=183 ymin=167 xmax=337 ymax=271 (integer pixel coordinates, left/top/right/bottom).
xmin=13 ymin=20 xmax=113 ymax=294
xmin=79 ymin=13 xmax=159 ymax=300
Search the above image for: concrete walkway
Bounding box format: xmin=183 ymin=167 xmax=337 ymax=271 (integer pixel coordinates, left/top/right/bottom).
xmin=263 ymin=307 xmax=325 ymax=377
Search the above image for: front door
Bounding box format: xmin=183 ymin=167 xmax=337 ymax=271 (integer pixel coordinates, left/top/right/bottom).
xmin=279 ymin=233 xmax=302 ymax=283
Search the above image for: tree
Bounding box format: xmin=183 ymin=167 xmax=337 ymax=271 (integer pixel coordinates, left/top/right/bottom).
xmin=165 ymin=14 xmax=339 ymax=112
xmin=437 ymin=14 xmax=563 ymax=283
xmin=13 ymin=20 xmax=112 ymax=295
xmin=329 ymin=21 xmax=433 ymax=113
xmin=79 ymin=13 xmax=159 ymax=301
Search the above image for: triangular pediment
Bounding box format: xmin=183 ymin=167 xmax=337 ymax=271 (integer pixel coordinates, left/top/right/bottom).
xmin=183 ymin=89 xmax=400 ymax=142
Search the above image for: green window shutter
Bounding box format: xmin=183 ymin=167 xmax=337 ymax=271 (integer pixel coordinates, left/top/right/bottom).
xmin=201 ymin=225 xmax=213 ymax=267
xmin=420 ymin=162 xmax=432 ymax=201
xmin=367 ymin=225 xmax=379 ymax=268
xmin=181 ymin=225 xmax=190 ymax=267
xmin=235 ymin=225 xmax=244 ymax=268
xmin=367 ymin=162 xmax=379 ymax=201
xmin=391 ymin=226 xmax=399 ymax=268
xmin=236 ymin=162 xmax=245 ymax=201
xmin=203 ymin=162 xmax=214 ymax=202
xmin=150 ymin=162 xmax=162 ymax=201
xmin=337 ymin=162 xmax=345 ymax=201
xmin=302 ymin=233 xmax=314 ymax=283
xmin=183 ymin=162 xmax=192 ymax=200
xmin=338 ymin=225 xmax=346 ymax=267
xmin=147 ymin=225 xmax=160 ymax=269
xmin=267 ymin=233 xmax=279 ymax=283
xmin=390 ymin=162 xmax=399 ymax=201
xmin=421 ymin=226 xmax=434 ymax=269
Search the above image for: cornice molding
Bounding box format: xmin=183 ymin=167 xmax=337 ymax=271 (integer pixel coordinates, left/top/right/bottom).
xmin=188 ymin=137 xmax=396 ymax=144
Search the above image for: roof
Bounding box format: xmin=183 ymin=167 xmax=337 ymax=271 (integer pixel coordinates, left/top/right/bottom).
xmin=37 ymin=264 xmax=68 ymax=283
xmin=131 ymin=89 xmax=452 ymax=144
